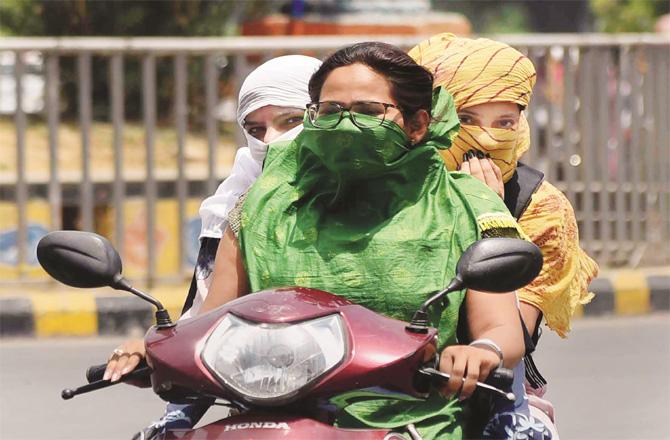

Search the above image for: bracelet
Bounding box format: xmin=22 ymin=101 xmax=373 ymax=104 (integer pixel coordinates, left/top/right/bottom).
xmin=469 ymin=338 xmax=504 ymax=366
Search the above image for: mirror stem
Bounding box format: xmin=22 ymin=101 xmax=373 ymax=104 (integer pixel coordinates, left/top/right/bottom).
xmin=111 ymin=275 xmax=175 ymax=328
xmin=406 ymin=276 xmax=464 ymax=334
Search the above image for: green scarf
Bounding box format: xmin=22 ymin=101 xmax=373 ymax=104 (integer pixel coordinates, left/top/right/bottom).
xmin=238 ymin=88 xmax=522 ymax=439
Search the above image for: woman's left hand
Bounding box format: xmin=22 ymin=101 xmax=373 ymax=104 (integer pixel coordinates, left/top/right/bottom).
xmin=438 ymin=345 xmax=502 ymax=400
xmin=460 ymin=150 xmax=505 ymax=199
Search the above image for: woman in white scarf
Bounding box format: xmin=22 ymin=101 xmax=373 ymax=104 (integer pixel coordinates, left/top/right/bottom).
xmin=199 ymin=55 xmax=322 ymax=239
xmin=180 ymin=55 xmax=322 ymax=320
xmin=114 ymin=55 xmax=321 ymax=439
xmin=109 ymin=54 xmax=321 ymax=367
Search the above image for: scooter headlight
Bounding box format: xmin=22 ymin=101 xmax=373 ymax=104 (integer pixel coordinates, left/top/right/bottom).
xmin=201 ymin=313 xmax=347 ymax=404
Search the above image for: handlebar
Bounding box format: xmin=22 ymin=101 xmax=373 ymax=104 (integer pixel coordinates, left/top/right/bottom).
xmin=85 ymin=363 xmax=108 ymax=383
xmin=418 ymin=366 xmax=516 ymax=401
xmin=483 ymin=366 xmax=514 ymax=390
xmin=86 ymin=358 xmax=150 ymax=384
xmin=61 ymin=360 xmax=151 ymax=400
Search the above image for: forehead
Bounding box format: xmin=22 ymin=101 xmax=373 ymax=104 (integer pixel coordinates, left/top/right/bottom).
xmin=319 ymin=63 xmax=394 ymax=104
xmin=459 ymin=101 xmax=520 ymax=117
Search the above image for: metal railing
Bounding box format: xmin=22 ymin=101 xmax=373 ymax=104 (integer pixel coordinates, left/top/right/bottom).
xmin=1 ymin=34 xmax=668 ymax=286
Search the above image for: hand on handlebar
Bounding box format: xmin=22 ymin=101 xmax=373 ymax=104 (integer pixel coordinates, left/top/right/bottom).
xmin=103 ymin=338 xmax=146 ymax=382
xmin=438 ymin=345 xmax=502 ymax=401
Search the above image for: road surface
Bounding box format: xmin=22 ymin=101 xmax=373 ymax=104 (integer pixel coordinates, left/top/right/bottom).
xmin=1 ymin=314 xmax=668 ymax=439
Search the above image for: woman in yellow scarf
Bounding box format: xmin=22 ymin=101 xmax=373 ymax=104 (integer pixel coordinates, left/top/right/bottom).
xmin=410 ymin=33 xmax=599 ymax=434
xmin=410 ymin=33 xmax=598 ymax=339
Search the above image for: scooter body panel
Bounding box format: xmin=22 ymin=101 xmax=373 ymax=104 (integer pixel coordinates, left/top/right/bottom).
xmin=145 ymin=287 xmax=437 ymax=403
xmin=161 ymin=414 xmax=395 ymax=439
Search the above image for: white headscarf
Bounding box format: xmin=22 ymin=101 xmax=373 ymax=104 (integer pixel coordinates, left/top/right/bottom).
xmin=198 ymin=55 xmax=321 ymax=240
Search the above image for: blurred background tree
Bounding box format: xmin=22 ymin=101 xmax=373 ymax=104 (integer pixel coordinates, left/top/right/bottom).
xmin=1 ymin=0 xmax=667 ymax=122
xmin=0 ymin=0 xmax=269 ymax=37
xmin=591 ymin=0 xmax=670 ymax=32
xmin=0 ymin=0 xmax=273 ymax=123
xmin=433 ymin=0 xmax=669 ymax=33
xmin=432 ymin=0 xmax=593 ymax=33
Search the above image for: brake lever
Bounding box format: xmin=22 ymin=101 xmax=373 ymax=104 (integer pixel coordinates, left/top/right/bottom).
xmin=418 ymin=367 xmax=515 ymax=401
xmin=61 ymin=366 xmax=152 ymax=400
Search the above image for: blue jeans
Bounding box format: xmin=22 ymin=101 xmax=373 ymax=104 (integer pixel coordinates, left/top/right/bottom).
xmin=482 ymin=362 xmax=552 ymax=439
xmin=149 ymin=401 xmax=212 ymax=433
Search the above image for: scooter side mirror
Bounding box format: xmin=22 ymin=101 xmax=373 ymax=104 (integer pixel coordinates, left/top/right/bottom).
xmin=37 ymin=230 xmax=174 ymax=328
xmin=407 ymin=238 xmax=543 ymax=333
xmin=456 ymin=237 xmax=543 ymax=293
xmin=37 ymin=231 xmax=123 ymax=289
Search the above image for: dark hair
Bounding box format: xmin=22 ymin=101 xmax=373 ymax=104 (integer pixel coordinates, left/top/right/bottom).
xmin=308 ymin=42 xmax=434 ymax=119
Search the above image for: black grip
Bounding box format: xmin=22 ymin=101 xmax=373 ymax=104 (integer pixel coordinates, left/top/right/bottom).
xmin=485 ymin=367 xmax=514 ymax=390
xmin=86 ymin=363 xmax=108 ymax=383
xmin=86 ymin=359 xmax=148 ymax=384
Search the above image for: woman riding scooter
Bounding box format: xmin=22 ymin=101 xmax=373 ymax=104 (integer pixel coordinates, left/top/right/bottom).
xmin=113 ymin=42 xmax=530 ymax=439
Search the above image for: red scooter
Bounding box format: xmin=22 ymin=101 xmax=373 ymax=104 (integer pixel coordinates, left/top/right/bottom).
xmin=37 ymin=231 xmax=542 ymax=440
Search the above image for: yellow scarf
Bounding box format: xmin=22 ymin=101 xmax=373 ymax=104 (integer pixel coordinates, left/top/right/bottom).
xmin=409 ymin=33 xmax=536 ymax=182
xmin=449 ymin=125 xmax=521 ymax=182
xmin=409 ymin=34 xmax=598 ymax=337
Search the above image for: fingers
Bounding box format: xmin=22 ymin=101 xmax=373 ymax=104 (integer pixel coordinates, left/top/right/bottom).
xmin=116 ymin=353 xmax=138 ymax=381
xmin=438 ymin=346 xmax=504 ymax=401
xmin=438 ymin=350 xmax=454 ymax=396
xmin=103 ymin=339 xmax=145 ymax=382
xmin=461 ymin=357 xmax=481 ymax=400
xmin=446 ymin=352 xmax=467 ymax=398
xmin=441 ymin=348 xmax=479 ymax=400
xmin=459 ymin=150 xmax=505 ymax=198
xmin=488 ymin=157 xmax=505 ymax=198
xmin=112 ymin=354 xmax=130 ymax=382
xmin=477 ymin=154 xmax=496 ymax=187
xmin=490 ymin=157 xmax=504 ymax=183
xmin=463 ymin=151 xmax=485 ymax=181
xmin=103 ymin=357 xmax=118 ymax=382
xmin=459 ymin=157 xmax=470 ymax=174
xmin=476 ymin=348 xmax=501 ymax=381
xmin=104 ymin=352 xmax=142 ymax=382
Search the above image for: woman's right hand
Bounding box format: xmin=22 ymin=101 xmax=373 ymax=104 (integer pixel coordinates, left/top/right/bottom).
xmin=438 ymin=344 xmax=502 ymax=400
xmin=103 ymin=338 xmax=145 ymax=382
xmin=459 ymin=149 xmax=505 ymax=199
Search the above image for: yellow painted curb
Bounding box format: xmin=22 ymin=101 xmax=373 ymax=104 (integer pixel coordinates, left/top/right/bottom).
xmin=31 ymin=292 xmax=98 ymax=337
xmin=612 ymin=270 xmax=650 ymax=315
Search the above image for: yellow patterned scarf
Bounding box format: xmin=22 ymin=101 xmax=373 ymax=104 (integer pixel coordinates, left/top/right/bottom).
xmin=409 ymin=33 xmax=536 ymax=182
xmin=410 ymin=34 xmax=598 ymax=336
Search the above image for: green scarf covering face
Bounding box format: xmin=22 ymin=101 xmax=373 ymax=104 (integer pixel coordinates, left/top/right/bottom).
xmin=237 ymin=87 xmax=523 ymax=439
xmin=294 ymin=87 xmax=460 ymax=211
xmin=300 ymin=114 xmax=410 ymax=177
xmin=294 ymin=112 xmax=411 ymax=209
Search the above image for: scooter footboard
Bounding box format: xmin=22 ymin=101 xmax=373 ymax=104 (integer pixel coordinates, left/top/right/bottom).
xmin=163 ymin=413 xmax=402 ymax=439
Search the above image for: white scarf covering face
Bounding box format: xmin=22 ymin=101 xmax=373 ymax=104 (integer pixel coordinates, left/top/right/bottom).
xmin=198 ymin=55 xmax=321 ymax=240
